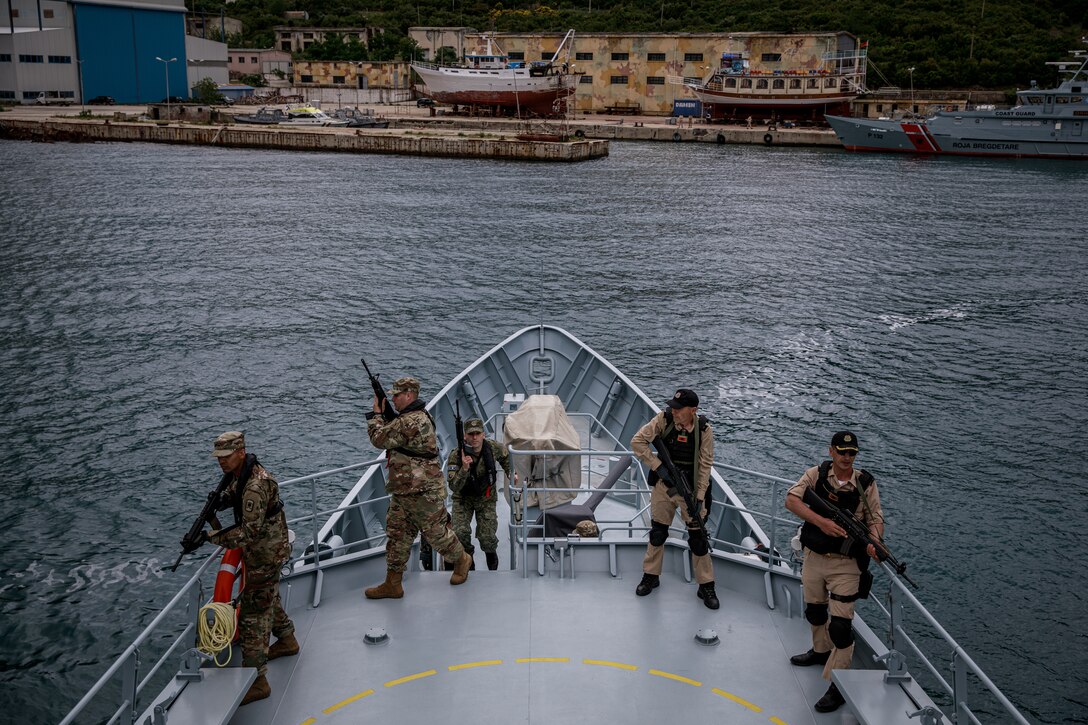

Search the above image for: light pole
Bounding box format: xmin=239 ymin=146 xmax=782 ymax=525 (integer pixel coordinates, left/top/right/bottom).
xmin=907 ymin=66 xmax=916 ymax=116
xmin=156 ymin=56 xmax=177 ymax=120
xmin=75 ymin=58 xmax=85 ymax=113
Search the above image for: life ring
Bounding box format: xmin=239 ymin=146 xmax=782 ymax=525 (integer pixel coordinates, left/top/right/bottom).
xmin=672 ymin=131 xmax=681 ymax=142
xmin=574 ymin=129 xmax=585 ymax=138
xmin=716 ymin=133 xmax=725 ymax=145
xmin=213 ymin=548 xmax=245 ymax=603
xmin=763 ymin=133 xmax=773 ymax=145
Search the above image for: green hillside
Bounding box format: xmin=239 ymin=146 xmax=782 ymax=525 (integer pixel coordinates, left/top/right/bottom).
xmin=191 ymin=0 xmax=1087 ymax=89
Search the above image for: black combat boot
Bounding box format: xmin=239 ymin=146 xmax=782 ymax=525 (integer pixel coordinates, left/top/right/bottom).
xmin=697 ymin=582 xmax=720 ymax=610
xmin=485 ymin=552 xmax=499 ymax=570
xmin=790 ymin=648 xmax=831 ymax=667
xmin=635 ymin=573 xmax=660 ymax=596
xmin=814 ymin=683 xmax=845 ymax=713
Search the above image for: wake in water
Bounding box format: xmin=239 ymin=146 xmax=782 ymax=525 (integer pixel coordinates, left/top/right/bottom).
xmin=0 ymin=557 xmax=167 ymax=601
xmin=879 ymin=304 xmax=970 ymax=331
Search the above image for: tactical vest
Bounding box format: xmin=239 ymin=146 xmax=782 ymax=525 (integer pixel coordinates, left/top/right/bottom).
xmin=463 ymin=440 xmax=498 ymax=498
xmin=391 ymin=401 xmax=440 ymax=460
xmin=650 ymin=409 xmax=708 ymax=486
xmin=799 ymin=460 xmax=873 ymax=556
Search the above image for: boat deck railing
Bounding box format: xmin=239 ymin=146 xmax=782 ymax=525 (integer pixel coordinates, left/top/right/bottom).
xmin=62 ymin=442 xmax=1030 ymax=725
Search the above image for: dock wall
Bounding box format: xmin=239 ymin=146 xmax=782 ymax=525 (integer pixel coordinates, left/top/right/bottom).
xmin=0 ymin=119 xmax=609 ymax=162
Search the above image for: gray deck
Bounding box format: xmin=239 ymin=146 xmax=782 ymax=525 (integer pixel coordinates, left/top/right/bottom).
xmin=213 ymin=548 xmax=854 ymax=725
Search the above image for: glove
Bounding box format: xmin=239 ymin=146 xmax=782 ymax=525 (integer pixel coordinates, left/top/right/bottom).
xmin=181 ymin=530 xmax=207 ymax=552
xmin=654 ymin=465 xmax=675 ymax=487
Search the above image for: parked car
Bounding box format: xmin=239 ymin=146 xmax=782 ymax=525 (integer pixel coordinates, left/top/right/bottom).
xmin=87 ymin=96 xmax=116 ymax=105
xmin=160 ymin=96 xmax=186 ymax=104
xmin=416 ymin=97 xmax=436 ymax=107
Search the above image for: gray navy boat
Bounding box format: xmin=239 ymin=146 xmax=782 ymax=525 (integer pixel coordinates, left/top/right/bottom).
xmin=60 ymin=325 xmax=1032 ymax=725
xmin=826 ymin=48 xmax=1088 ymax=159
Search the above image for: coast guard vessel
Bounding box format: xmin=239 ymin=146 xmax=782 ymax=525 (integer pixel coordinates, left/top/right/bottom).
xmin=825 ymin=48 xmax=1088 ymax=159
xmin=60 ymin=326 xmax=1032 ymax=725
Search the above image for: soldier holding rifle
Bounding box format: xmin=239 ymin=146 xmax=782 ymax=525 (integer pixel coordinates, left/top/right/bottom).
xmin=630 ymin=388 xmax=719 ymax=610
xmin=785 ymin=430 xmax=885 ymax=714
xmin=364 ymin=375 xmax=472 ymax=598
xmin=445 ymin=417 xmax=513 ymax=571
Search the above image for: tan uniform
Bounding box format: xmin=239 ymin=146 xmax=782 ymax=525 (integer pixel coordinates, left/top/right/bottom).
xmin=788 ymin=465 xmax=884 ymax=680
xmin=631 ymin=411 xmax=715 ymax=584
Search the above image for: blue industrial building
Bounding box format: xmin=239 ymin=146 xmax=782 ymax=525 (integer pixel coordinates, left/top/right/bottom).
xmin=2 ymin=0 xmax=225 ymax=104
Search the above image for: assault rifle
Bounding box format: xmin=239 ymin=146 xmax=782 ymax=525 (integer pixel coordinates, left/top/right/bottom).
xmin=361 ymin=357 xmax=397 ymax=422
xmin=651 ymin=437 xmax=710 ymax=547
xmin=802 ymin=487 xmax=918 ymax=589
xmin=170 ymin=470 xmax=234 ymax=572
xmin=454 ymin=400 xmax=466 ymax=459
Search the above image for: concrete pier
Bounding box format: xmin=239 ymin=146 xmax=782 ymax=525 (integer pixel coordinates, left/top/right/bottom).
xmin=0 ymin=116 xmax=609 ymax=162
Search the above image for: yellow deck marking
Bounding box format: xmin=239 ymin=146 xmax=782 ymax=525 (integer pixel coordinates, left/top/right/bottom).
xmin=515 ymin=657 xmax=570 ymax=663
xmin=768 ymin=717 xmax=788 ymax=725
xmin=322 ymin=689 xmax=374 ymax=714
xmin=583 ymin=659 xmax=638 ymax=671
xmin=300 ymin=719 xmax=317 ymax=725
xmin=384 ymin=669 xmax=437 ymax=687
xmin=448 ymin=660 xmax=503 ymax=671
xmin=712 ymin=688 xmax=763 ymax=713
xmin=649 ymin=669 xmax=702 ymax=687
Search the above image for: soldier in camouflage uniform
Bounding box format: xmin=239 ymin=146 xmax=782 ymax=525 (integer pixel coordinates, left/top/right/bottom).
xmin=365 ymin=377 xmax=471 ymax=597
xmin=446 ymin=418 xmax=512 ymax=571
xmin=203 ymin=431 xmax=297 ymax=706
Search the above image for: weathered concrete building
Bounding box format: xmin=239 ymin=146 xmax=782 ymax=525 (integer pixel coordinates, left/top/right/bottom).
xmin=228 ymin=48 xmax=291 ymax=80
xmin=274 ymin=26 xmax=380 ymax=54
xmin=293 ymin=60 xmax=412 ymax=104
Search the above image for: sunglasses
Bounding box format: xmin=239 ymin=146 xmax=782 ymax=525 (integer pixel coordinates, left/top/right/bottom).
xmin=835 ymin=449 xmax=858 ymax=457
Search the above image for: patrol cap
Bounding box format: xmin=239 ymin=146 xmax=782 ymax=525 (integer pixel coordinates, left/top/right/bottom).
xmin=212 ymin=430 xmax=245 ymax=457
xmin=831 ymin=431 xmax=860 ymax=452
xmin=666 ymin=388 xmax=699 ymax=409
xmin=464 ymin=418 xmax=485 ymax=434
xmin=387 ymin=376 xmax=420 ymax=396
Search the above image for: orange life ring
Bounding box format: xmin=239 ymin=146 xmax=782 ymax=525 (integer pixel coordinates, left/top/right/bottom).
xmin=213 ymin=548 xmax=245 ymax=602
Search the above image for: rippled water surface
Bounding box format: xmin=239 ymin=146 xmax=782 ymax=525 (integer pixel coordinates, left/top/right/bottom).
xmin=1 ymin=138 xmax=1086 ymax=724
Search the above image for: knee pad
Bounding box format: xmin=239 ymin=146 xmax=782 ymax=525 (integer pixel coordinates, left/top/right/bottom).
xmin=804 ymin=602 xmax=829 ymax=626
xmin=829 ymin=616 xmax=854 ymax=649
xmin=649 ymin=521 xmax=669 ymax=547
xmin=688 ymin=529 xmax=709 ymax=556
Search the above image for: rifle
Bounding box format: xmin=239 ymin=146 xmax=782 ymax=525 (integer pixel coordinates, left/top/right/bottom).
xmin=170 ymin=470 xmax=233 ymax=572
xmin=802 ymin=487 xmax=918 ymax=589
xmin=651 ymin=437 xmax=710 ymax=547
xmin=455 ymin=400 xmax=466 ymax=459
xmin=361 ymin=357 xmax=397 ymax=422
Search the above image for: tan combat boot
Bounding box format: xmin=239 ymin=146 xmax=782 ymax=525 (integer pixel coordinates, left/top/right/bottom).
xmin=364 ymin=570 xmax=404 ymax=599
xmin=267 ymin=633 xmax=299 ymax=660
xmin=450 ymin=552 xmax=472 ymax=585
xmin=241 ymin=674 xmax=271 ymax=705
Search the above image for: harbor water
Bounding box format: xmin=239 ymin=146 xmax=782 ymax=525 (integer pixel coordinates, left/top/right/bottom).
xmin=0 ymin=138 xmax=1086 ymax=724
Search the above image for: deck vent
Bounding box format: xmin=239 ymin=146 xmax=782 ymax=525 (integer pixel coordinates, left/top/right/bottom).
xmin=364 ymin=627 xmax=389 ymax=645
xmin=694 ymin=629 xmax=720 ymax=646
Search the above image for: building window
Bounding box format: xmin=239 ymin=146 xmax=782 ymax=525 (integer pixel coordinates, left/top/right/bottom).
xmin=610 ymin=75 xmax=628 ymax=84
xmin=227 ymin=56 xmax=233 ymax=63
xmin=541 ymin=52 xmax=552 ymax=60
xmin=647 ymin=52 xmax=666 ymax=62
xmin=0 ymin=54 xmax=10 ymax=63
xmin=575 ymin=52 xmax=593 ymax=61
xmin=0 ymin=90 xmax=15 ymax=99
xmin=611 ymin=52 xmax=628 ymax=61
xmin=48 ymin=56 xmax=72 ymax=64
xmin=646 ymin=76 xmax=665 ymax=85
xmin=19 ymin=55 xmax=45 ymax=63
xmin=762 ymin=53 xmax=782 ymax=62
xmin=60 ymin=90 xmax=75 ymax=98
xmin=332 ymin=75 xmax=345 ymax=84
xmin=683 ymin=53 xmax=703 ymax=62
xmin=43 ymin=9 xmax=54 ymax=18
xmin=23 ymin=91 xmax=40 ymax=99
xmin=300 ymin=74 xmax=313 ymax=83
xmin=251 ymin=56 xmax=258 ymax=63
xmin=508 ymin=51 xmax=524 ymax=60
xmin=579 ymin=75 xmax=593 ymax=84
xmin=303 ymin=33 xmax=313 ymax=39
xmin=281 ymin=42 xmax=291 ymax=52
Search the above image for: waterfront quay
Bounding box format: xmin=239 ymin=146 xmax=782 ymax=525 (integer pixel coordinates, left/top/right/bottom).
xmin=0 ymin=104 xmax=838 ymax=160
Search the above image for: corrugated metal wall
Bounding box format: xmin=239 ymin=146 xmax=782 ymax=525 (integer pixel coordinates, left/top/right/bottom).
xmin=73 ymin=3 xmax=185 ymax=103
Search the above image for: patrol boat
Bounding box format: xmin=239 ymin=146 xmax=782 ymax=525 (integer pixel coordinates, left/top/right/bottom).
xmin=825 ymin=48 xmax=1088 ymax=159
xmin=60 ymin=325 xmax=1031 ymax=725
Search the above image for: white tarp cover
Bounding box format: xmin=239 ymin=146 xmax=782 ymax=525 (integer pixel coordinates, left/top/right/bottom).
xmin=503 ymin=394 xmax=581 ymax=509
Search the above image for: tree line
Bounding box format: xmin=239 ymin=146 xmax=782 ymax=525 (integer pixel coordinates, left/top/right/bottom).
xmin=187 ymin=0 xmax=1087 ymax=89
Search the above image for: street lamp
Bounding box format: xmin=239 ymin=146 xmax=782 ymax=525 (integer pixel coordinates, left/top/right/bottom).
xmin=907 ymin=66 xmax=916 ymax=115
xmin=156 ymin=56 xmax=177 ymax=120
xmin=75 ymin=58 xmax=85 ymax=113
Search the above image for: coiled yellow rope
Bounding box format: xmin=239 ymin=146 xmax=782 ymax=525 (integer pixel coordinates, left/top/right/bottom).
xmin=197 ymin=601 xmax=237 ymax=667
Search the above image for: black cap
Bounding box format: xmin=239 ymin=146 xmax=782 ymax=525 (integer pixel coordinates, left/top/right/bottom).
xmin=666 ymin=388 xmax=699 ymax=409
xmin=831 ymin=431 xmax=860 ymax=452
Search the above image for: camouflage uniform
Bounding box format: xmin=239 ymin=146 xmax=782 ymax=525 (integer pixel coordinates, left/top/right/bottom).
xmin=367 ymin=380 xmax=465 ymax=572
xmin=207 ymin=433 xmax=293 ymax=679
xmin=446 ymin=435 xmax=511 ymax=555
